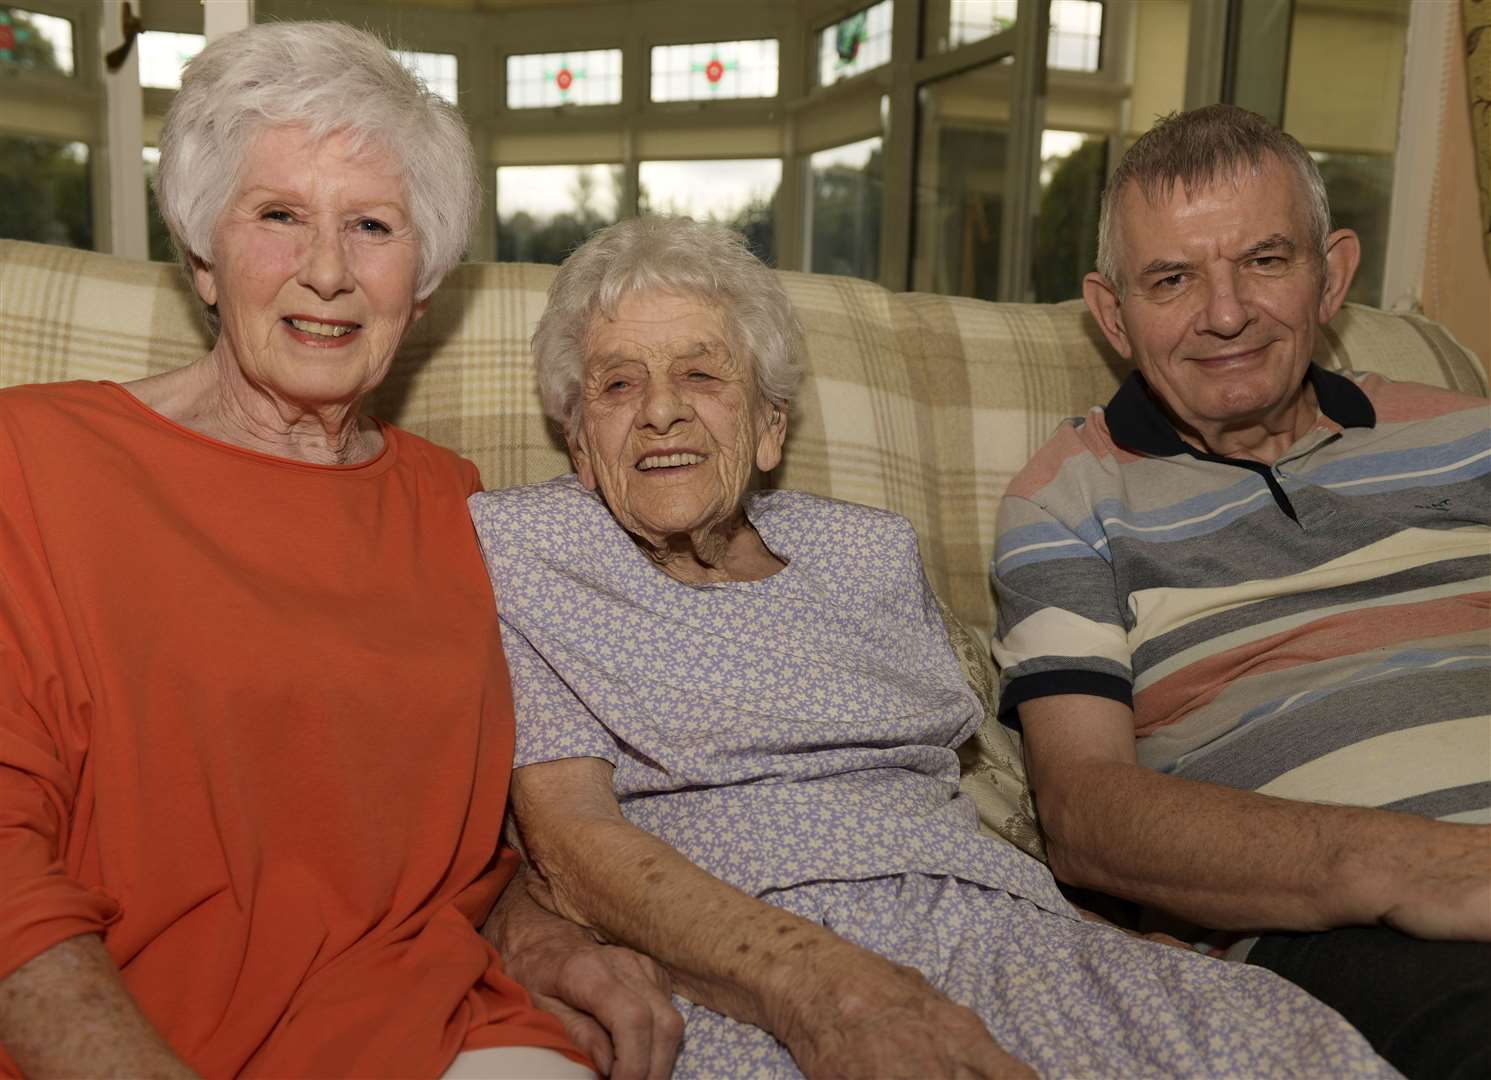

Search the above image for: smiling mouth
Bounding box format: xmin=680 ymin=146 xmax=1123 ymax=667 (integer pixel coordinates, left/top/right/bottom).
xmin=636 ymin=452 xmax=706 ymax=471
xmin=284 ymin=317 xmax=359 ymax=339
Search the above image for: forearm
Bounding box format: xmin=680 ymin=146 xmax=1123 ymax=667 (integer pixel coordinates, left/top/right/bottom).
xmin=0 ymin=934 xmax=195 ymax=1079
xmin=1041 ymin=757 xmax=1477 ymax=931
xmin=523 ymin=812 xmax=872 ymax=1042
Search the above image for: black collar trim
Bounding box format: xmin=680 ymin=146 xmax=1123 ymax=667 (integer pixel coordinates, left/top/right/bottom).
xmin=1104 ymin=364 xmax=1376 ymax=459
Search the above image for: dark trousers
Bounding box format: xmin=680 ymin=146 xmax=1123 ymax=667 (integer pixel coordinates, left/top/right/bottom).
xmin=1248 ymin=926 xmax=1491 ymax=1080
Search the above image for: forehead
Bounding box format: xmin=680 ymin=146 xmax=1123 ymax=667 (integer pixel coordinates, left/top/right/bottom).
xmin=236 ymin=125 xmax=406 ymax=203
xmin=585 ymin=291 xmax=731 ymax=358
xmin=1117 ymin=158 xmax=1307 ymax=255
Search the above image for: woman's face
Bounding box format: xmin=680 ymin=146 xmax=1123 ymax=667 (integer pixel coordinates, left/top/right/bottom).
xmin=193 ymin=126 xmax=426 ymax=412
xmin=570 ymin=290 xmax=786 ymax=551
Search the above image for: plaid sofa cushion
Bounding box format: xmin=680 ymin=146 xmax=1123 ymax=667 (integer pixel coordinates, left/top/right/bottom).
xmin=4 ymin=238 xmax=1485 ymax=851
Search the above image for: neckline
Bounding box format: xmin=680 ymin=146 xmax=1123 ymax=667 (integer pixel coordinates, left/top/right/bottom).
xmin=570 ymin=479 xmax=796 ymax=590
xmin=100 ymin=380 xmax=398 ymax=476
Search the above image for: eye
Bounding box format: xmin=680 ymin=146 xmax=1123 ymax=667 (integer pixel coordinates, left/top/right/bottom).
xmin=356 ymin=218 xmax=391 ymax=235
xmin=1153 ymin=273 xmax=1186 ymax=290
xmin=1250 ymin=255 xmax=1285 ymax=270
xmin=684 ymin=369 xmax=717 ymax=382
xmin=605 ymin=378 xmax=630 ymax=393
xmin=260 ymin=208 xmax=294 ymax=224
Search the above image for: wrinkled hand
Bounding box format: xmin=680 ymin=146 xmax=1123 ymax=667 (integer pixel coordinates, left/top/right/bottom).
xmin=1379 ymin=822 xmax=1491 ymax=941
xmin=512 ymin=937 xmax=683 ymax=1080
xmin=782 ymin=955 xmax=1036 ymax=1080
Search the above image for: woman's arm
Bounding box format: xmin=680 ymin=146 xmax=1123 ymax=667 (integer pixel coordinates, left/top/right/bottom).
xmin=485 ymin=863 xmax=682 ymax=1080
xmin=0 ymin=935 xmax=197 ymax=1079
xmin=512 ymin=757 xmax=1034 ymax=1080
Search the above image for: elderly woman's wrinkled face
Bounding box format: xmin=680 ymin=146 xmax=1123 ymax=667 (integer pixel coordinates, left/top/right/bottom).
xmin=192 ymin=126 xmax=425 ymax=411
xmin=570 ymin=291 xmax=786 ymax=552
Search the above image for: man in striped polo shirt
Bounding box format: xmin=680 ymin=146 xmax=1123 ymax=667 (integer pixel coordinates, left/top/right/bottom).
xmin=992 ymin=104 xmax=1489 ymax=1078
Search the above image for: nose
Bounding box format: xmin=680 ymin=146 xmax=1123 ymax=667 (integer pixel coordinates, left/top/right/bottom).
xmin=1196 ymin=268 xmax=1251 ymax=338
xmin=297 ymin=223 xmax=354 ymax=300
xmin=637 ymin=374 xmax=690 ymax=431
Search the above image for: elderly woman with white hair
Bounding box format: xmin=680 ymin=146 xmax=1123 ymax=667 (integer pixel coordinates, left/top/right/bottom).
xmin=472 ymin=216 xmax=1401 ymax=1079
xmin=0 ymin=21 xmax=608 ymax=1080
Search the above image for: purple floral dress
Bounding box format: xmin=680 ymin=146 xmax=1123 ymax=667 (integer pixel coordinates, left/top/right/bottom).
xmin=470 ymin=476 xmax=1396 ymax=1079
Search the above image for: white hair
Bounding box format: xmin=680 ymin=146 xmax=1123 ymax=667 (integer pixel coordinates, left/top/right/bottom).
xmin=532 ymin=217 xmax=804 ymax=436
xmin=1096 ymin=104 xmax=1331 ymax=297
xmin=154 ymin=20 xmax=479 ymax=314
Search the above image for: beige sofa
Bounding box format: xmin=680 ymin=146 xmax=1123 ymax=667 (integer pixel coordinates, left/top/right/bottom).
xmin=3 ymin=236 xmax=1485 ymax=853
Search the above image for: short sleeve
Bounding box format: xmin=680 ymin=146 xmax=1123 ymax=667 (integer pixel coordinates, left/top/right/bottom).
xmin=501 ymin=616 xmax=621 ymax=769
xmin=990 ymin=492 xmax=1134 ymax=728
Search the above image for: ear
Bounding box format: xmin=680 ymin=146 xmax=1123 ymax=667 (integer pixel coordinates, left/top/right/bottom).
xmin=755 ymin=400 xmax=788 ymax=474
xmin=191 ymin=254 xmax=219 ymax=308
xmin=1316 ymin=228 xmax=1361 ymax=324
xmin=566 ymin=427 xmax=598 ymax=491
xmin=1082 ymin=271 xmax=1132 ymax=360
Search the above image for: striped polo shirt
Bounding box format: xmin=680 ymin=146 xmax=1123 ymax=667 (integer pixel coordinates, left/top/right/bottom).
xmin=992 ymin=366 xmax=1490 ymax=822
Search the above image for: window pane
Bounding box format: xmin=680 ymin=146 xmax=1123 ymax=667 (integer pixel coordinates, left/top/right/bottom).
xmin=496 ymin=164 xmax=622 ymax=263
xmin=1312 ymin=152 xmax=1394 ymax=307
xmin=142 ymin=147 xmax=175 ymax=262
xmin=912 ymin=63 xmax=1009 ymax=299
xmin=649 ymin=41 xmax=778 ymax=103
xmin=0 ymin=6 xmax=74 ymax=76
xmin=506 ymin=49 xmax=622 ymax=109
xmin=139 ymin=31 xmax=205 ymax=90
xmin=816 ymin=1 xmax=893 ymax=86
xmin=638 ymin=159 xmax=781 ymax=263
xmin=1283 ymin=0 xmax=1410 ymax=305
xmin=1032 ymin=130 xmax=1104 ymax=301
xmin=0 ymin=134 xmax=90 ymax=248
xmin=808 ymin=138 xmax=883 ymax=280
xmin=928 ymin=0 xmax=1103 ymax=72
xmin=394 ymin=50 xmax=458 ymax=105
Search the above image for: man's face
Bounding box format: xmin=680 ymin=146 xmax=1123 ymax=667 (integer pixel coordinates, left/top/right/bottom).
xmin=1085 ymin=155 xmax=1358 ymax=443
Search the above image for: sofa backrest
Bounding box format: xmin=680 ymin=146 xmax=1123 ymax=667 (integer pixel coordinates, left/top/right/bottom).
xmin=4 ymin=237 xmax=1486 ymax=643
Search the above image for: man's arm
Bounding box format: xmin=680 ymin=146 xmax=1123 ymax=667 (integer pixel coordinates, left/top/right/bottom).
xmin=1021 ymin=694 xmax=1491 ymax=938
xmin=0 ymin=935 xmax=196 ymax=1079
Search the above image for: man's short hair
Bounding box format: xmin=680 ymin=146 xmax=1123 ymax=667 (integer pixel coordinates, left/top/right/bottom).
xmin=1095 ymin=104 xmax=1331 ymax=295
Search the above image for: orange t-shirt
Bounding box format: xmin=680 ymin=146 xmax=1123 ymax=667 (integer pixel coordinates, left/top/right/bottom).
xmin=0 ymin=381 xmax=577 ymax=1076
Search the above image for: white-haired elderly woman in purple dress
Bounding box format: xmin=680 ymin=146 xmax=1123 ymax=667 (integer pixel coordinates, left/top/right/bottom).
xmin=471 ymin=216 xmax=1400 ymax=1079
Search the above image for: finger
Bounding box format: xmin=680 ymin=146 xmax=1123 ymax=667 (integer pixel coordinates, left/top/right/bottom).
xmin=592 ymin=996 xmax=654 ymax=1080
xmin=533 ymin=993 xmax=615 ymax=1077
xmin=645 ymin=999 xmax=684 ymax=1080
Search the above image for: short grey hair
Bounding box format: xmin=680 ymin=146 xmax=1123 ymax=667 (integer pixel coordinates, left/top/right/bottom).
xmin=155 ymin=20 xmax=479 ymax=307
xmin=1096 ymin=104 xmax=1331 ymax=296
xmin=533 ymin=217 xmax=804 ymax=436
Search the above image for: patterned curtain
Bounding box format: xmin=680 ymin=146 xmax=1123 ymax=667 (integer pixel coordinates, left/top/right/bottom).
xmin=1466 ymin=0 xmax=1491 ymax=269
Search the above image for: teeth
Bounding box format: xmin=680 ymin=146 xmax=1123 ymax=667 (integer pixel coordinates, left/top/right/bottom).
xmin=637 ymin=452 xmax=705 ymax=471
xmin=287 ymin=318 xmax=354 ymax=338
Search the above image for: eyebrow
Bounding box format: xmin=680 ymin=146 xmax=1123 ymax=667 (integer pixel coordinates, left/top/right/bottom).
xmin=1139 ymin=257 xmax=1193 ymax=279
xmin=237 ymin=186 xmax=408 ymax=215
xmin=1239 ymin=233 xmax=1296 ymax=259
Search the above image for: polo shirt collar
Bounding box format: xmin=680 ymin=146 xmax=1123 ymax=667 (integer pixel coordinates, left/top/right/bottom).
xmin=1105 ymin=363 xmax=1376 ymax=457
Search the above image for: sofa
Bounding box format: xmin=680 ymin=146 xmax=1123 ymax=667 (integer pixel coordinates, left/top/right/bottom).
xmin=3 ymin=236 xmax=1486 ymax=857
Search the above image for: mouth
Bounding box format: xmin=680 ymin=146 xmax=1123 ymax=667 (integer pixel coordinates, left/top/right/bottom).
xmin=283 ymin=316 xmax=361 ymax=344
xmin=636 ymin=451 xmax=706 ymax=472
xmin=1191 ymin=344 xmax=1270 ymax=365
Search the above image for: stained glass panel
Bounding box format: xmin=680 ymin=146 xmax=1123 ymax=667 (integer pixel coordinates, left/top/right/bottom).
xmin=649 ymin=40 xmax=778 ymax=103
xmin=944 ymin=0 xmax=1103 ymax=72
xmin=0 ymin=6 xmax=74 ymax=76
xmin=816 ymin=1 xmax=893 ymax=86
xmin=507 ymin=49 xmax=622 ymax=109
